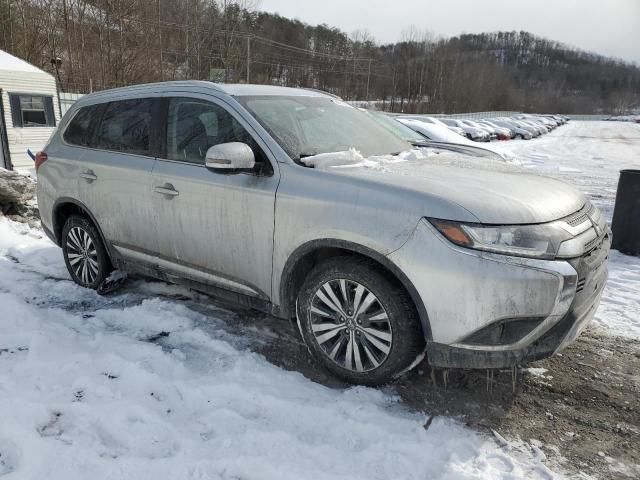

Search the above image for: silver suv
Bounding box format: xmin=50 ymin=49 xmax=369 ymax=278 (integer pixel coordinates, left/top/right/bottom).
xmin=36 ymin=82 xmax=610 ymax=385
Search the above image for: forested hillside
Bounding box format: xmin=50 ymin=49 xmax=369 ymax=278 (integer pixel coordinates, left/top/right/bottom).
xmin=1 ymin=0 xmax=638 ymax=113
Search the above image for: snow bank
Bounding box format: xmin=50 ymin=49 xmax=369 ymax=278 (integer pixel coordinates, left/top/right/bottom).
xmin=0 ymin=218 xmax=555 ymax=479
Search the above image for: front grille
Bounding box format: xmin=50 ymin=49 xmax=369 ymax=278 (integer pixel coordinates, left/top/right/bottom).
xmin=563 ymin=202 xmax=594 ymax=227
xmin=576 ymin=278 xmax=586 ymax=293
xmin=567 ymin=213 xmax=589 ymax=227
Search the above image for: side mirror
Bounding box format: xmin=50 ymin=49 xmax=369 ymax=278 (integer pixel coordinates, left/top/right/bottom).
xmin=205 ymin=142 xmax=255 ymax=171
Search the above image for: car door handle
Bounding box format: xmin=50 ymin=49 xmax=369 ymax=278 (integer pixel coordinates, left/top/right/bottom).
xmin=154 ymin=184 xmax=180 ymax=197
xmin=79 ymin=170 xmax=97 ymax=182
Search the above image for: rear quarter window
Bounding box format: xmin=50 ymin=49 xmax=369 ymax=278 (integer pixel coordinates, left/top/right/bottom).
xmin=63 ymin=105 xmax=100 ymax=146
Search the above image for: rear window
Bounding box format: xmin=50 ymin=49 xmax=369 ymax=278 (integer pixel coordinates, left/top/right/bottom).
xmin=95 ymin=98 xmax=155 ymax=155
xmin=63 ymin=105 xmax=100 ymax=146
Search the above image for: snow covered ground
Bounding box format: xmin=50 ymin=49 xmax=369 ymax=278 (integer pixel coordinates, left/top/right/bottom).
xmin=0 ymin=121 xmax=638 ymax=479
xmin=0 ymin=219 xmax=555 ymax=479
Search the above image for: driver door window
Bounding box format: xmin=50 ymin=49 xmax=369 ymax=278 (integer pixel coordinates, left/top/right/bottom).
xmin=152 ymin=96 xmax=279 ymax=300
xmin=166 ymin=98 xmax=254 ymax=165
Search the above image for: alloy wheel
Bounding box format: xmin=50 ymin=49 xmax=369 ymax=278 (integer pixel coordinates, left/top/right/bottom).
xmin=309 ymin=279 xmax=393 ymax=372
xmin=66 ymin=226 xmax=99 ymax=285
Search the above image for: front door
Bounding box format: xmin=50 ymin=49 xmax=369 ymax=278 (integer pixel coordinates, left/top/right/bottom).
xmin=151 ymin=95 xmax=279 ymax=300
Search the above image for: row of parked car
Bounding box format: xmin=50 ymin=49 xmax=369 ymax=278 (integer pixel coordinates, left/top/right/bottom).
xmin=393 ymin=113 xmax=570 ymax=142
xmin=605 ymin=114 xmax=640 ymax=123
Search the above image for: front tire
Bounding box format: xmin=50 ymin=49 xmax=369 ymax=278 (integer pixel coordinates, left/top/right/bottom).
xmin=62 ymin=215 xmax=112 ymax=289
xmin=297 ymin=257 xmax=424 ymax=386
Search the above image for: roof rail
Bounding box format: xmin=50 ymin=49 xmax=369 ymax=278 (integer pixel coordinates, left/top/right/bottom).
xmin=80 ymin=80 xmax=223 ymax=99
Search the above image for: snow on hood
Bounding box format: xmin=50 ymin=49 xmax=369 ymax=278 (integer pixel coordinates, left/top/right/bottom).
xmin=301 ymin=147 xmax=522 ymax=173
xmin=300 ymin=147 xmax=431 ymax=169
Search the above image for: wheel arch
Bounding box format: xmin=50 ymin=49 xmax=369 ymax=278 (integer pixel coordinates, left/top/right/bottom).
xmin=52 ymin=197 xmax=114 ymax=261
xmin=278 ymin=239 xmax=432 ymax=341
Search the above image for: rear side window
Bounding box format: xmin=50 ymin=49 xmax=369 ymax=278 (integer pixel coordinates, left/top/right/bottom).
xmin=95 ymin=98 xmax=155 ymax=155
xmin=63 ymin=105 xmax=99 ymax=146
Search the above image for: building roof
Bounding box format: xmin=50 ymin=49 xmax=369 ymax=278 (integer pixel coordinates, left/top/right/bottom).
xmin=0 ymin=49 xmax=53 ymax=77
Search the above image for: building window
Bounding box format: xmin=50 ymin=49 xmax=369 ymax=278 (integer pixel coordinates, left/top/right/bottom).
xmin=9 ymin=94 xmax=56 ymax=128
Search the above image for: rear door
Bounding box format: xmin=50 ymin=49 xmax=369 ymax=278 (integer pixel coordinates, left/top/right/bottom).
xmin=151 ymin=94 xmax=279 ymax=301
xmin=75 ymin=98 xmax=160 ymax=254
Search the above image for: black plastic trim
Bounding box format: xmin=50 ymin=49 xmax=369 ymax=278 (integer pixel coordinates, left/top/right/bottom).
xmin=121 ymin=257 xmax=273 ymax=314
xmin=278 ymin=239 xmax=432 ymax=340
xmin=111 ymin=240 xmax=269 ymax=300
xmin=51 ymin=197 xmax=115 ymax=261
xmin=41 ymin=223 xmax=56 ymax=244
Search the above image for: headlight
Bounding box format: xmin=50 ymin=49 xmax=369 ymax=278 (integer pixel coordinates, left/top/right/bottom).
xmin=428 ymin=219 xmax=574 ymax=259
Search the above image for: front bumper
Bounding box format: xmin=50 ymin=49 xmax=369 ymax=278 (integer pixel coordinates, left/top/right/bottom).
xmin=426 ymin=282 xmax=604 ymax=368
xmin=387 ymin=219 xmax=610 ymax=369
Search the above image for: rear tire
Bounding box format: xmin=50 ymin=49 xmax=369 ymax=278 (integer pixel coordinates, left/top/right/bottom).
xmin=61 ymin=215 xmax=112 ymax=289
xmin=296 ymin=256 xmax=424 ymax=386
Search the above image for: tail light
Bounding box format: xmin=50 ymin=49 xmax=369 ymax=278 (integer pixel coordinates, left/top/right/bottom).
xmin=35 ymin=151 xmax=48 ymax=172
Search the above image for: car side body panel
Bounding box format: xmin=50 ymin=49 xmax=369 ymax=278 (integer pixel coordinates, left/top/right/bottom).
xmin=270 ymin=162 xmax=480 ymax=307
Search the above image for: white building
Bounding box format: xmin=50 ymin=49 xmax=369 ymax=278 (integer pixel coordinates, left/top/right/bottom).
xmin=0 ymin=49 xmax=61 ymax=172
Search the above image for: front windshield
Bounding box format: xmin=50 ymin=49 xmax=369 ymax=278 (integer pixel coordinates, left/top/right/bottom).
xmin=236 ymin=95 xmax=411 ymax=161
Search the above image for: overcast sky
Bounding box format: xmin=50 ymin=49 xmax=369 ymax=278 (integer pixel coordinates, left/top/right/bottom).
xmin=258 ymin=0 xmax=640 ymax=65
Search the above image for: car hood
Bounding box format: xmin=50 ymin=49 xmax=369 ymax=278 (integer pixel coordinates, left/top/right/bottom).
xmin=327 ymin=152 xmax=585 ymax=224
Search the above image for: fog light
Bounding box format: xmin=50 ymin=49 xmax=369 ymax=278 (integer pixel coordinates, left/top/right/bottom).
xmin=463 ymin=317 xmax=544 ymax=346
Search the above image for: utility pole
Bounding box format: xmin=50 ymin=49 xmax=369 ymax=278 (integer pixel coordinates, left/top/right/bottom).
xmin=246 ymin=36 xmax=251 ymax=83
xmin=365 ymin=58 xmax=372 ymax=101
xmin=195 ymin=0 xmax=201 ymax=78
xmin=157 ymin=0 xmax=163 ymax=80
